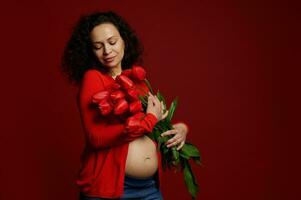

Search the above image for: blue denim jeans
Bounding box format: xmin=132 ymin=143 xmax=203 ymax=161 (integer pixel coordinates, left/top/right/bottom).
xmin=79 ymin=175 xmax=163 ymax=200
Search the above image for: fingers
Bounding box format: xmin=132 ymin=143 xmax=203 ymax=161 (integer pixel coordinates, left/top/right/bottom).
xmin=161 ymin=128 xmax=186 ymax=149
xmin=148 ymin=92 xmax=159 ymax=103
xmin=162 ymin=110 xmax=169 ymax=120
xmin=166 ymin=136 xmax=184 ymax=148
xmin=161 ymin=101 xmax=166 ymax=111
xmin=161 ymin=129 xmax=177 ymax=137
xmin=148 ymin=92 xmax=162 ymax=108
xmin=148 ymin=92 xmax=156 ymax=105
xmin=147 ymin=92 xmax=164 ymax=121
xmin=148 ymin=92 xmax=154 ymax=99
xmin=176 ymin=141 xmax=185 ymax=150
xmin=166 ymin=136 xmax=181 ymax=147
xmin=147 ymin=93 xmax=153 ymax=105
xmin=165 ymin=134 xmax=182 ymax=144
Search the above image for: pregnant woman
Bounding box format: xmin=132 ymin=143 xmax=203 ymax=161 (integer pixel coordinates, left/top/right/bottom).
xmin=61 ymin=11 xmax=189 ymax=200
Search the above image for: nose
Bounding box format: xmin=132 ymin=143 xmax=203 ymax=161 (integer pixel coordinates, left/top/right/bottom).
xmin=103 ymin=44 xmax=112 ymax=55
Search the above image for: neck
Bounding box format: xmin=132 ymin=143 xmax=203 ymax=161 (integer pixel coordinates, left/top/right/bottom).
xmin=108 ymin=65 xmax=122 ymax=79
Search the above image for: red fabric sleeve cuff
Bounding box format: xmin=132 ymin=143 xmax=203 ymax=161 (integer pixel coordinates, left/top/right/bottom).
xmin=143 ymin=113 xmax=158 ymax=131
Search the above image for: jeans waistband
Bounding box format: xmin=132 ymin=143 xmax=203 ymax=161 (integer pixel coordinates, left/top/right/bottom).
xmin=124 ymin=174 xmax=156 ymax=188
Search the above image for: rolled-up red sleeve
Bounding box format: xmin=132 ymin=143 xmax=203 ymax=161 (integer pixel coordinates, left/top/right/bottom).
xmin=77 ymin=69 xmax=158 ymax=150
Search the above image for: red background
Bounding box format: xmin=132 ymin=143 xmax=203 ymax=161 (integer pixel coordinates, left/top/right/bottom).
xmin=0 ymin=0 xmax=300 ymax=200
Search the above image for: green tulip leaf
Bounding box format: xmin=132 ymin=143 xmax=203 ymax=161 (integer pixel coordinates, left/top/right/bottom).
xmin=172 ymin=147 xmax=179 ymax=163
xmin=183 ymin=159 xmax=199 ymax=199
xmin=181 ymin=143 xmax=200 ymax=158
xmin=157 ymin=90 xmax=167 ymax=113
xmin=166 ymin=97 xmax=178 ymax=122
xmin=144 ymin=79 xmax=154 ymax=95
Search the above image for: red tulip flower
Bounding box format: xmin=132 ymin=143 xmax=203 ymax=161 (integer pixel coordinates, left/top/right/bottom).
xmin=111 ymin=83 xmax=121 ymax=90
xmin=127 ymin=88 xmax=139 ymax=101
xmin=92 ymin=90 xmax=110 ymax=103
xmin=129 ymin=101 xmax=143 ymax=114
xmin=114 ymin=98 xmax=129 ymax=115
xmin=98 ymin=100 xmax=113 ymax=115
xmin=110 ymin=90 xmax=125 ymax=102
xmin=132 ymin=66 xmax=146 ymax=81
xmin=116 ymin=74 xmax=134 ymax=89
xmin=121 ymin=69 xmax=132 ymax=77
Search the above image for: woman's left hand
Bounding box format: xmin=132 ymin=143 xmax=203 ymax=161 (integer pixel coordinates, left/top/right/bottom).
xmin=161 ymin=123 xmax=188 ymax=150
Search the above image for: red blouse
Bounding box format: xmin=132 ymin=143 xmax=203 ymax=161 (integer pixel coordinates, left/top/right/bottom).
xmin=75 ymin=68 xmax=162 ymax=198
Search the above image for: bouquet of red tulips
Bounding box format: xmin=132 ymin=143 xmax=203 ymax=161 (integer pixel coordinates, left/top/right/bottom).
xmin=91 ymin=66 xmax=202 ymax=199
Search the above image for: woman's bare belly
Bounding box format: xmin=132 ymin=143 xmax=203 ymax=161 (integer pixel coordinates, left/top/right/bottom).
xmin=125 ymin=135 xmax=158 ymax=178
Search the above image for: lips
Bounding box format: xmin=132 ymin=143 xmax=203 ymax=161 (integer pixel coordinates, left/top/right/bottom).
xmin=104 ymin=56 xmax=116 ymax=62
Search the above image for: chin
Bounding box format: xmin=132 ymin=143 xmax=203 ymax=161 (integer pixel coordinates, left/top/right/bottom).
xmin=103 ymin=61 xmax=121 ymax=68
xmin=104 ymin=64 xmax=116 ymax=69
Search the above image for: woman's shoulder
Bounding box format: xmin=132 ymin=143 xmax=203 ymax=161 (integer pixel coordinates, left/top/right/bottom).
xmin=83 ymin=68 xmax=103 ymax=76
xmin=82 ymin=68 xmax=109 ymax=81
xmin=79 ymin=69 xmax=107 ymax=88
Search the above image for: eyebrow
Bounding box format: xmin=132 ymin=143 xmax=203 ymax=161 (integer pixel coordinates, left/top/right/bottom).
xmin=92 ymin=36 xmax=118 ymax=44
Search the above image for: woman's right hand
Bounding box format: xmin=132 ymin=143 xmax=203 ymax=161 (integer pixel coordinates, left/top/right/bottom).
xmin=146 ymin=92 xmax=168 ymax=121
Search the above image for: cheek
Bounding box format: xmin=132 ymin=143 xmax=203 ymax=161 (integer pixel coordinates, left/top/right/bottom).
xmin=94 ymin=51 xmax=103 ymax=59
xmin=118 ymin=47 xmax=125 ymax=60
xmin=116 ymin=40 xmax=125 ymax=53
xmin=115 ymin=43 xmax=124 ymax=53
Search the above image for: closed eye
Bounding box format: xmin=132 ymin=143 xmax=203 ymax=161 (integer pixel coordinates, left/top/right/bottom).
xmin=94 ymin=46 xmax=103 ymax=50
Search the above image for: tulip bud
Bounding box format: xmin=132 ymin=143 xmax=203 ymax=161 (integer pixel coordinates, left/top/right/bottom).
xmin=132 ymin=66 xmax=146 ymax=81
xmin=110 ymin=90 xmax=125 ymax=102
xmin=129 ymin=101 xmax=143 ymax=114
xmin=121 ymin=69 xmax=132 ymax=77
xmin=92 ymin=90 xmax=110 ymax=103
xmin=116 ymin=74 xmax=134 ymax=89
xmin=114 ymin=99 xmax=129 ymax=115
xmin=127 ymin=89 xmax=139 ymax=101
xmin=98 ymin=100 xmax=113 ymax=115
xmin=111 ymin=83 xmax=121 ymax=90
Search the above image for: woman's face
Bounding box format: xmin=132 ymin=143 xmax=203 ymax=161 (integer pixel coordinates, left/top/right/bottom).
xmin=90 ymin=23 xmax=125 ymax=69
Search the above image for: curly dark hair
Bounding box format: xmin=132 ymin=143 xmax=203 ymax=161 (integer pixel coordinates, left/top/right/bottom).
xmin=60 ymin=11 xmax=144 ymax=86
